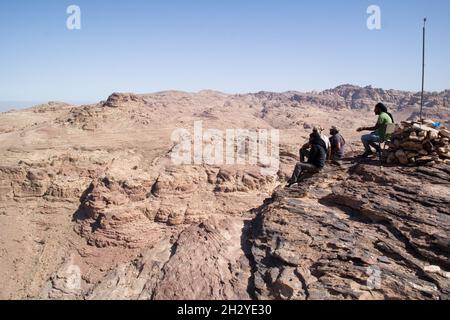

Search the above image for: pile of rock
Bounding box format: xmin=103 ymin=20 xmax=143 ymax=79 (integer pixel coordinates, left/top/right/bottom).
xmin=386 ymin=120 xmax=450 ymax=166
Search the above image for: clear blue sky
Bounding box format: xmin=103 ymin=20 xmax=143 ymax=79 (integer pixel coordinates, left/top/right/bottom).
xmin=0 ymin=0 xmax=449 ymax=103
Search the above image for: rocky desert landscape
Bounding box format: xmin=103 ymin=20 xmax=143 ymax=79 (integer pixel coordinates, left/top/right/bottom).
xmin=0 ymin=85 xmax=449 ymax=300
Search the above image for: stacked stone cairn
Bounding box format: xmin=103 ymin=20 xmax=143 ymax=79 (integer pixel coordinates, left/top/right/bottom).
xmin=386 ymin=120 xmax=450 ymax=166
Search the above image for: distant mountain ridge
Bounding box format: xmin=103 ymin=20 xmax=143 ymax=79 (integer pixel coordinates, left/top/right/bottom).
xmin=3 ymin=84 xmax=449 ymax=121
xmin=252 ymin=84 xmax=449 ymax=112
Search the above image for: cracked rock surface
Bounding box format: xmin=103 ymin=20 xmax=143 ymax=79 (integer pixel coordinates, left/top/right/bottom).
xmin=250 ymin=164 xmax=450 ymax=300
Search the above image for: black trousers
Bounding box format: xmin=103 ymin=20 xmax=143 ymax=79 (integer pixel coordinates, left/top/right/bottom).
xmin=290 ymin=162 xmax=320 ymax=184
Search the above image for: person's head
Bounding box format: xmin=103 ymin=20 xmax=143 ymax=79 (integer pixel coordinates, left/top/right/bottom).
xmin=309 ymin=131 xmax=327 ymax=150
xmin=309 ymin=131 xmax=321 ymax=143
xmin=330 ymin=126 xmax=339 ymax=136
xmin=374 ymin=102 xmax=387 ymax=115
xmin=374 ymin=102 xmax=395 ymax=122
xmin=313 ymin=126 xmax=324 ymax=134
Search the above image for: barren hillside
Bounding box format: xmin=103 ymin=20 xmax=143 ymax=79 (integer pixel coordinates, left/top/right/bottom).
xmin=0 ymin=86 xmax=448 ymax=300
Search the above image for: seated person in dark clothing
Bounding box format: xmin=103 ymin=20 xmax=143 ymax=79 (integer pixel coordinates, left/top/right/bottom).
xmin=299 ymin=127 xmax=331 ymax=161
xmin=299 ymin=141 xmax=311 ymax=163
xmin=329 ymin=126 xmax=346 ymax=163
xmin=287 ymin=132 xmax=327 ymax=187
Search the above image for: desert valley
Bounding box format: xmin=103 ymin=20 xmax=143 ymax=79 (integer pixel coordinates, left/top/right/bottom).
xmin=0 ymin=85 xmax=449 ymax=300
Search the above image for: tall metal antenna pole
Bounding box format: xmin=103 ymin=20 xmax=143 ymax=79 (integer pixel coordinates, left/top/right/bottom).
xmin=420 ymin=18 xmax=427 ymax=122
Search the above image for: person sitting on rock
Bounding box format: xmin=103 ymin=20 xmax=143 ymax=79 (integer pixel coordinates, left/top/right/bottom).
xmin=314 ymin=126 xmax=331 ymax=160
xmin=357 ymin=103 xmax=394 ymax=158
xmin=299 ymin=126 xmax=331 ymax=161
xmin=287 ymin=132 xmax=327 ymax=187
xmin=329 ymin=126 xmax=346 ymax=163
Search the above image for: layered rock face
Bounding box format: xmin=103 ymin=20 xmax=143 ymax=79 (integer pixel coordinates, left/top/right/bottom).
xmin=103 ymin=93 xmax=143 ymax=109
xmin=49 ymin=217 xmax=253 ymax=300
xmin=292 ymin=85 xmax=449 ymax=118
xmin=73 ymin=165 xmax=277 ymax=249
xmin=251 ymin=163 xmax=450 ymax=300
xmin=42 ymin=159 xmax=450 ymax=300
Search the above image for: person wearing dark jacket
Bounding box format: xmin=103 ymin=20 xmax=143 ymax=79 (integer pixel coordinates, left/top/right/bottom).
xmin=287 ymin=132 xmax=327 ymax=187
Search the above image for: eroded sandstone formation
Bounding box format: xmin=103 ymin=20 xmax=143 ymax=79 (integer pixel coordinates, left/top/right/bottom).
xmin=250 ymin=164 xmax=450 ymax=300
xmin=1 ymin=86 xmax=449 ymax=300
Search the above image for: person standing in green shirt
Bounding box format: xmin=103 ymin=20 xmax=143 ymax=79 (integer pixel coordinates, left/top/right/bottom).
xmin=357 ymin=103 xmax=394 ymax=158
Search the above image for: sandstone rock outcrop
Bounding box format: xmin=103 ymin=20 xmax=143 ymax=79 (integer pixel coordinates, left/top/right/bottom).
xmin=47 ymin=217 xmax=254 ymax=300
xmin=250 ymin=164 xmax=450 ymax=300
xmin=288 ymin=85 xmax=450 ymax=119
xmin=43 ymin=162 xmax=450 ymax=300
xmin=103 ymin=93 xmax=143 ymax=109
xmin=73 ymin=164 xmax=278 ymax=249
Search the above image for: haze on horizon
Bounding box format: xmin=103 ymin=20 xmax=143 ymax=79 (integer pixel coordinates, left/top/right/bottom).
xmin=1 ymin=0 xmax=449 ymax=106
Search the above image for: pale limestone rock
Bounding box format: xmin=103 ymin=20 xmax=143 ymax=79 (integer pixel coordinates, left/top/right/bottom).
xmin=424 ymin=265 xmax=441 ymax=273
xmin=440 ymin=129 xmax=450 ymax=138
